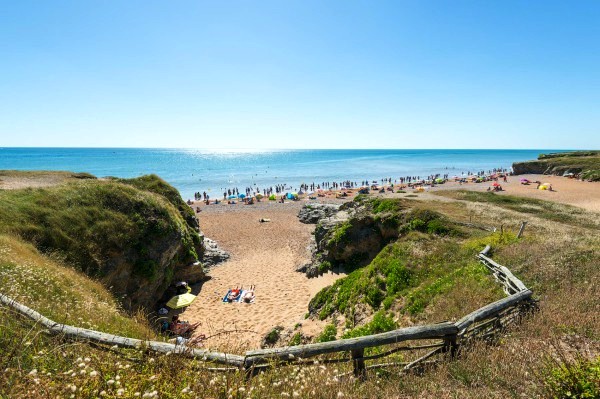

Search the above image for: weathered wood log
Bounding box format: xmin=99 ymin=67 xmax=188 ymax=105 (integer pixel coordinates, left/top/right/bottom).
xmin=480 ymin=245 xmax=492 ymax=256
xmin=517 ymin=221 xmax=528 ymax=238
xmin=0 ymin=294 xmax=245 ymax=367
xmin=478 ymin=254 xmax=527 ymax=292
xmin=455 ymin=289 xmax=532 ymax=333
xmin=244 ymin=323 xmax=458 ymax=367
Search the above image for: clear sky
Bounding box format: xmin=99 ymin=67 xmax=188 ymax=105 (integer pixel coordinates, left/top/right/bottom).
xmin=1 ymin=1 xmax=599 ymax=149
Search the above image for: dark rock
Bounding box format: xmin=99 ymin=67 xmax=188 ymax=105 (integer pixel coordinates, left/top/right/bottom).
xmin=202 ymin=238 xmax=230 ymax=268
xmin=298 ymin=203 xmax=341 ymax=224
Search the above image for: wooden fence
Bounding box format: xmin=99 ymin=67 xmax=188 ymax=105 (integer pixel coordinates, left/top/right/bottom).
xmin=1 ymin=245 xmax=536 ymax=379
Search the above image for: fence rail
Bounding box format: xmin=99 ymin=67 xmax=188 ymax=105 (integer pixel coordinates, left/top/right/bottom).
xmin=0 ymin=245 xmax=536 ymax=378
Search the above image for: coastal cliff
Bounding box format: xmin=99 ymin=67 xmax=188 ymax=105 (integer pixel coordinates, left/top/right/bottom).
xmin=0 ymin=172 xmax=205 ymax=311
xmin=512 ymin=150 xmax=600 ymax=180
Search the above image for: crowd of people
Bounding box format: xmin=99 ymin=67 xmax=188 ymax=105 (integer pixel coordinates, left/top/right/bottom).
xmin=188 ymin=167 xmax=513 ymax=206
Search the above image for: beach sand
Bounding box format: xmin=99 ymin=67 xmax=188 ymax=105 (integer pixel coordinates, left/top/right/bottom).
xmin=182 ymin=200 xmax=345 ymax=350
xmin=428 ymin=174 xmax=600 ymax=213
xmin=181 ymin=174 xmax=598 ymax=351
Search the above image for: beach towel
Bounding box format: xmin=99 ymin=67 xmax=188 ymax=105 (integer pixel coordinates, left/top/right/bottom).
xmin=222 ymin=290 xmax=231 ymax=303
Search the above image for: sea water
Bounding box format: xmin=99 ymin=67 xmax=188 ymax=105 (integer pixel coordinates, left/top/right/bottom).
xmin=0 ymin=148 xmax=564 ymax=199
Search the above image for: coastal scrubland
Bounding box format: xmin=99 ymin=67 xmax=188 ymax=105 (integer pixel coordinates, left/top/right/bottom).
xmin=513 ymin=150 xmax=600 ymax=181
xmin=0 ymin=172 xmax=599 ymax=398
xmin=0 ymin=173 xmax=204 ymax=310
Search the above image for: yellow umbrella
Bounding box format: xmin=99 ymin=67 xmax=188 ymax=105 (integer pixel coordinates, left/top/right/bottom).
xmin=166 ymin=293 xmax=197 ymax=309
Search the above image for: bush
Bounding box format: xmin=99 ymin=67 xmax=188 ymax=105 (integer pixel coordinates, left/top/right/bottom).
xmin=316 ymin=324 xmax=337 ymax=342
xmin=263 ymin=326 xmax=284 ymax=346
xmin=289 ymin=332 xmax=302 ymax=346
xmin=342 ymin=311 xmax=397 ymax=338
xmin=543 ymin=356 xmax=600 ymax=399
xmin=371 ymin=198 xmax=403 ymax=214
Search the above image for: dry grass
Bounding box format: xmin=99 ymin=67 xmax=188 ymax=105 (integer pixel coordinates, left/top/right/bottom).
xmin=0 ymin=193 xmax=598 ymax=398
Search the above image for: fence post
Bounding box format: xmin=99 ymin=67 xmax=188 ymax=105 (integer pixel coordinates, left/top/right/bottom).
xmin=517 ymin=221 xmax=527 ymax=238
xmin=351 ymin=348 xmax=366 ymax=380
xmin=444 ymin=334 xmax=459 ymax=359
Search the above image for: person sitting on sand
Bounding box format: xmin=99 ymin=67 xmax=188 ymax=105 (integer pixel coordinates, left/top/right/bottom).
xmin=169 ymin=334 xmax=206 ymax=347
xmin=242 ymin=285 xmax=256 ymax=303
xmin=169 ymin=315 xmax=200 ymax=335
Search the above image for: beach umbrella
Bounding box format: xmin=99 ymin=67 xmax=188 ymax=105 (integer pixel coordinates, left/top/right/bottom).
xmin=227 ymin=195 xmax=237 ymax=199
xmin=492 ymin=182 xmax=500 ymax=187
xmin=166 ymin=293 xmax=197 ymax=309
xmin=238 ymin=193 xmax=246 ymax=199
xmin=255 ymin=193 xmax=263 ymax=199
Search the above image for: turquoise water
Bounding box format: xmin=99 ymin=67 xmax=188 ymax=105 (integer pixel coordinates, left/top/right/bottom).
xmin=0 ymin=148 xmax=561 ymax=199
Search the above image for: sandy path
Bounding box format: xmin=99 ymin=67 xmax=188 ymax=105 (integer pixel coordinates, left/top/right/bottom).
xmin=182 ymin=202 xmax=341 ymax=350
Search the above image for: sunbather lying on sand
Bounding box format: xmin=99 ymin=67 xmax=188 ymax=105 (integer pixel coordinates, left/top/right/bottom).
xmin=227 ymin=287 xmax=242 ymax=302
xmin=242 ymin=285 xmax=256 ymax=303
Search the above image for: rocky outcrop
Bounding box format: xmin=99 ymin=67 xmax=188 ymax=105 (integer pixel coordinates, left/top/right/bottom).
xmin=512 ymin=151 xmax=600 ymax=180
xmin=512 ymin=160 xmax=576 ymax=176
xmin=201 ymin=237 xmax=230 ymax=267
xmin=298 ymin=200 xmax=402 ymax=277
xmin=298 ymin=203 xmax=341 ymax=224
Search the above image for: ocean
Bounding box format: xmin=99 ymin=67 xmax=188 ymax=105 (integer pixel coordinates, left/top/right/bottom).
xmin=0 ymin=148 xmax=562 ymax=199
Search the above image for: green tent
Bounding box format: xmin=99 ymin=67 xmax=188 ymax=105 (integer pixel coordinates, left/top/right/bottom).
xmin=269 ymin=194 xmax=276 ymax=200
xmin=166 ymin=293 xmax=197 ymax=309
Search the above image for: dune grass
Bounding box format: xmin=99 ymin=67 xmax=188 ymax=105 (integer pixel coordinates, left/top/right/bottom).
xmin=433 ymin=190 xmax=599 ymax=229
xmin=0 ymin=178 xmax=200 ymax=280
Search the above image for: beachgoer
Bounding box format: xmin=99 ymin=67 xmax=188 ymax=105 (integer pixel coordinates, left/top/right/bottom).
xmin=169 ymin=315 xmax=200 ymax=335
xmin=227 ymin=287 xmax=241 ymax=302
xmin=170 ymin=334 xmax=206 ymax=346
xmin=242 ymin=285 xmax=256 ymax=303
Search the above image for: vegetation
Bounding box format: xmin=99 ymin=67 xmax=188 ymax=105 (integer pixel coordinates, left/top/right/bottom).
xmin=0 ymin=176 xmax=201 ymax=281
xmin=316 ymin=324 xmax=338 ymax=342
xmin=514 ymin=150 xmax=600 ymax=181
xmin=0 ymin=173 xmax=598 ymax=398
xmin=311 ymin=200 xmax=489 ymax=325
xmin=434 ymin=190 xmax=598 ymax=229
xmin=542 ymin=355 xmax=600 ymax=399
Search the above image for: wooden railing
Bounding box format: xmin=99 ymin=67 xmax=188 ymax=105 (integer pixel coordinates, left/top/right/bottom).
xmin=0 ymin=245 xmax=536 ymax=379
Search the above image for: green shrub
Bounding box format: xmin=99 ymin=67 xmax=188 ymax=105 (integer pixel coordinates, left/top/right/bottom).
xmin=342 ymin=311 xmax=397 ymax=338
xmin=316 ymin=324 xmax=338 ymax=342
xmin=329 ymin=221 xmax=353 ymax=246
xmin=318 ymin=261 xmax=332 ymax=274
xmin=371 ymin=198 xmax=403 ymax=214
xmin=543 ymin=356 xmax=600 ymax=399
xmin=289 ymin=332 xmax=302 ymax=346
xmin=264 ymin=326 xmax=284 ymax=346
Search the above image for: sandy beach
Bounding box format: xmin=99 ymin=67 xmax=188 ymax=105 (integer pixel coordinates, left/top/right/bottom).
xmin=427 ymin=174 xmax=600 ymax=213
xmin=182 ymin=200 xmax=345 ymax=350
xmin=180 ymin=174 xmax=598 ymax=350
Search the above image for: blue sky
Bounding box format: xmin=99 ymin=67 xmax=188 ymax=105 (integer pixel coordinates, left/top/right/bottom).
xmin=1 ymin=1 xmax=599 ymax=149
